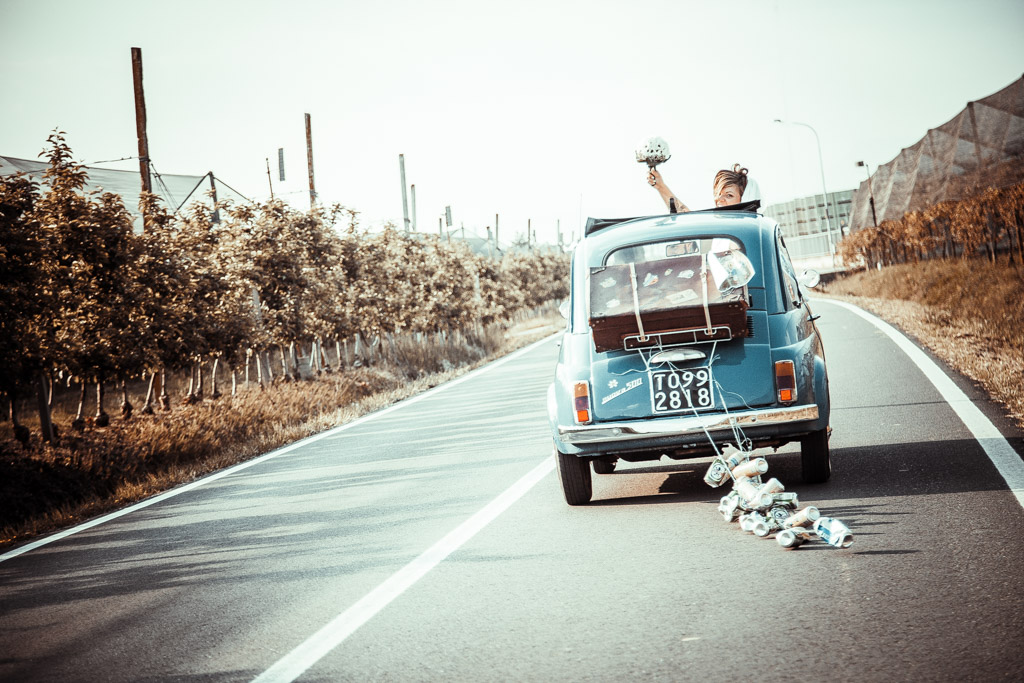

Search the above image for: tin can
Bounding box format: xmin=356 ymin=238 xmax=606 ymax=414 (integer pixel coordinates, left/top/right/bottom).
xmin=813 ymin=517 xmax=854 ymax=549
xmin=771 ymin=492 xmax=800 ymax=506
xmin=703 ymin=458 xmax=730 ymax=487
xmin=776 ymin=528 xmax=802 ymax=548
xmin=734 ymin=479 xmax=772 ymax=509
xmin=766 ymin=505 xmax=792 ymax=530
xmin=730 ymin=457 xmax=768 ymax=480
xmin=777 ymin=527 xmax=816 ymax=548
xmin=739 ymin=511 xmax=769 ymax=535
xmin=751 ymin=517 xmax=771 ymax=537
xmin=759 ymin=477 xmax=785 ymax=495
xmin=718 ymin=491 xmax=741 ymax=522
xmin=782 ymin=506 xmax=820 ymax=529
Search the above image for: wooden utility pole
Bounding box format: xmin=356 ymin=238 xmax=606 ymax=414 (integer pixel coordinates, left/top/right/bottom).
xmin=495 ymin=213 xmax=499 ymax=248
xmin=131 ymin=47 xmax=152 ymax=200
xmin=305 ymin=113 xmax=316 ymax=208
xmin=399 ymin=154 xmax=410 ymax=232
xmin=132 ymin=46 xmax=160 ymax=401
xmin=410 ymin=184 xmax=417 ymax=232
xmin=266 ymin=158 xmax=274 ymax=198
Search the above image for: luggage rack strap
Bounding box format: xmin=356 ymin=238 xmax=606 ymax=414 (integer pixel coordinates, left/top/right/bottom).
xmin=623 ymin=324 xmax=735 ymax=350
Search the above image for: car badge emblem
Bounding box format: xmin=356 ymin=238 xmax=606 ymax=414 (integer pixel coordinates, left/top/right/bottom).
xmin=608 ymin=379 xmax=618 ymax=389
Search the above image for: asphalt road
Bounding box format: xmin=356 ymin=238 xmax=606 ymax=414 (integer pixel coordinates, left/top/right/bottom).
xmin=2 ymin=299 xmax=1023 ymax=682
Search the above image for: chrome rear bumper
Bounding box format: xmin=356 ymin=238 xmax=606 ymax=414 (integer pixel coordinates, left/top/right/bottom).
xmin=557 ymin=404 xmax=819 ymax=445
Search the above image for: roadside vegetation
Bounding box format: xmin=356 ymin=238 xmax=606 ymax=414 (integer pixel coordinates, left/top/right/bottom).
xmin=828 ymin=180 xmax=1023 ymax=428
xmin=0 ymin=133 xmax=569 ymax=549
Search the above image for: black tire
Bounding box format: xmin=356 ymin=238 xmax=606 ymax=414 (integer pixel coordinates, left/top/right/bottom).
xmin=592 ymin=458 xmax=617 ymax=475
xmin=556 ymin=449 xmax=593 ymax=505
xmin=801 ymin=427 xmax=832 ymax=483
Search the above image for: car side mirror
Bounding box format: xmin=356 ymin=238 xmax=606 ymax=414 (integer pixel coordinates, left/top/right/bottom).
xmin=799 ymin=269 xmax=821 ymax=289
xmin=558 ymin=299 xmax=570 ymax=320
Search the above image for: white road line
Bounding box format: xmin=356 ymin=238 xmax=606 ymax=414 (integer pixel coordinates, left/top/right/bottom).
xmin=252 ymin=455 xmax=555 ymax=683
xmin=821 ymin=298 xmax=1024 ymax=509
xmin=0 ymin=333 xmax=560 ymax=564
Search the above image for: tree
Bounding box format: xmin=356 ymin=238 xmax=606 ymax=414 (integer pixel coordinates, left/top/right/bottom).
xmin=32 ymin=132 xmax=140 ymax=427
xmin=0 ymin=172 xmax=47 ymax=443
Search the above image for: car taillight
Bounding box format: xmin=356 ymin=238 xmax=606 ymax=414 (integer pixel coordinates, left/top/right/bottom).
xmin=775 ymin=360 xmax=797 ymax=403
xmin=573 ymin=381 xmax=592 ymax=424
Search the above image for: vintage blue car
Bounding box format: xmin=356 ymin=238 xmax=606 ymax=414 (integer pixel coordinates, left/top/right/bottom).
xmin=548 ymin=203 xmax=831 ymax=505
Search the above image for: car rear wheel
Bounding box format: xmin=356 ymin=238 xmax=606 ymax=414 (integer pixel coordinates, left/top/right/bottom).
xmin=556 ymin=449 xmax=593 ymax=505
xmin=800 ymin=427 xmax=831 ymax=483
xmin=592 ymin=458 xmax=617 ymax=475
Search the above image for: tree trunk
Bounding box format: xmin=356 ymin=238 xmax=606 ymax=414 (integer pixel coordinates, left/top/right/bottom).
xmin=986 ymin=213 xmax=998 ymax=264
xmin=95 ymin=380 xmax=109 ymax=427
xmin=142 ymin=370 xmax=156 ymax=415
xmin=72 ymin=381 xmax=86 ymax=430
xmin=263 ymin=351 xmax=275 ymax=383
xmin=319 ymin=339 xmax=329 ymax=373
xmin=230 ymin=363 xmax=237 ymax=397
xmin=1011 ymin=219 xmax=1019 ymax=264
xmin=184 ymin=366 xmax=195 ymax=401
xmin=278 ymin=345 xmax=291 ymax=381
xmin=210 ymin=357 xmax=222 ymax=398
xmin=195 ymin=360 xmax=204 ymax=400
xmin=289 ymin=341 xmax=301 ymax=381
xmin=119 ymin=378 xmax=133 ymax=419
xmin=37 ymin=374 xmax=54 ymax=443
xmin=159 ymin=369 xmax=170 ymax=410
xmin=10 ymin=393 xmax=30 ymax=448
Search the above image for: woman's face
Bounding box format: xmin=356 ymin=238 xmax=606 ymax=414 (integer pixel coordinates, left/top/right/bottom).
xmin=714 ymin=183 xmax=742 ymax=207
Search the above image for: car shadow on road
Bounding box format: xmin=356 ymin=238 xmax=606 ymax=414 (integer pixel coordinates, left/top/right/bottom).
xmin=587 ymin=437 xmax=1022 ymax=507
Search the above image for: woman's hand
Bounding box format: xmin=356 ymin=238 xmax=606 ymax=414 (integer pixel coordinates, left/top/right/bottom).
xmin=647 ymin=168 xmax=661 ymax=186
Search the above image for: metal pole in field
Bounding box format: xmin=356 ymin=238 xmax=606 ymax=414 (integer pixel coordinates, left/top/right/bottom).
xmin=411 ymin=183 xmax=417 ymax=232
xmin=130 ymin=48 xmax=152 ymax=204
xmin=495 ymin=213 xmax=499 ymax=248
xmin=278 ymin=147 xmax=285 ymax=182
xmin=557 ymin=219 xmax=562 ymax=248
xmin=399 ymin=154 xmax=410 ymax=232
xmin=857 ymin=161 xmax=878 ymax=226
xmin=266 ymin=158 xmax=274 ymax=199
xmin=208 ymin=172 xmax=220 ymax=223
xmin=305 ymin=113 xmax=317 ymax=208
xmin=773 ymin=119 xmax=834 ymax=256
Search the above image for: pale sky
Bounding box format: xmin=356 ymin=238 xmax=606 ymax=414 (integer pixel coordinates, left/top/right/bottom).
xmin=2 ymin=0 xmax=1022 ymax=245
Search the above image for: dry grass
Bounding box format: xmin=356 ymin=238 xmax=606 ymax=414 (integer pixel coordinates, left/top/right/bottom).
xmin=821 ymin=259 xmax=1023 ymax=427
xmin=1 ymin=313 xmax=564 ymax=550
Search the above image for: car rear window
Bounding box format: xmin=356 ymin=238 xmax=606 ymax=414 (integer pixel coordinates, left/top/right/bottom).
xmin=605 ymin=237 xmax=745 ymax=267
xmin=595 ymin=237 xmax=752 ymax=315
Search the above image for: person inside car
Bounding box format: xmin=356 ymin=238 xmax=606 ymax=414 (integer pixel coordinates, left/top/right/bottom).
xmin=647 ymin=163 xmax=760 ymax=213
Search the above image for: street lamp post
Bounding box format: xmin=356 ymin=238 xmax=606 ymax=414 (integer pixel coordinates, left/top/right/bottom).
xmin=774 ymin=119 xmax=836 ymax=259
xmin=856 ymin=160 xmax=878 ymax=226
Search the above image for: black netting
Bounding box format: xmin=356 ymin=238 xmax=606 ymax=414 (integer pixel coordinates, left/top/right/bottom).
xmin=0 ymin=156 xmax=249 ymax=220
xmin=850 ymin=76 xmax=1024 ymax=229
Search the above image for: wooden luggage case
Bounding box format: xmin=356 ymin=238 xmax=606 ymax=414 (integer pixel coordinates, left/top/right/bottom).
xmin=588 ymin=254 xmax=749 ymax=353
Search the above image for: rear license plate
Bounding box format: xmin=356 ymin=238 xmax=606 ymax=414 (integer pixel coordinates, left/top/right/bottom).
xmin=649 ymin=367 xmax=714 ymax=413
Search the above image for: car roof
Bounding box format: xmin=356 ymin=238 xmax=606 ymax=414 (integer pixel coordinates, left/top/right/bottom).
xmin=581 ymin=208 xmax=778 ymax=264
xmin=583 ymin=200 xmax=762 ymax=236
